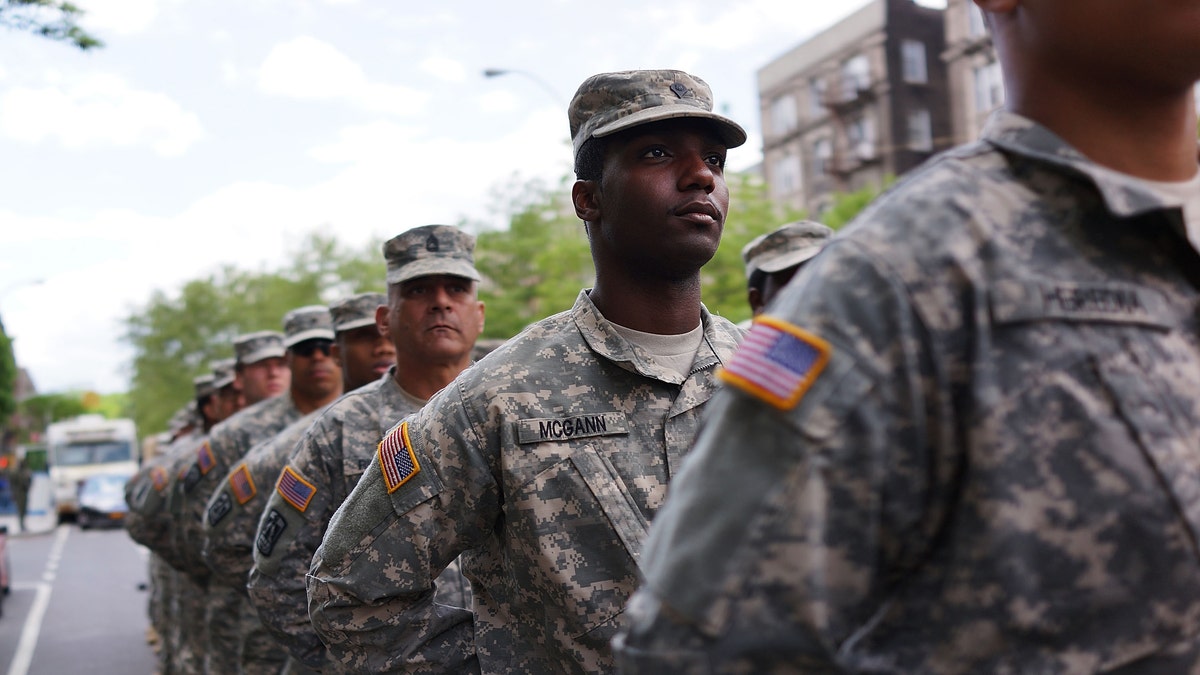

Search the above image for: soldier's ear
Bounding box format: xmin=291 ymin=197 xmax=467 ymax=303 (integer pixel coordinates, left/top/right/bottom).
xmin=572 ymin=179 xmax=601 ymax=223
xmin=375 ymin=305 xmax=391 ymax=339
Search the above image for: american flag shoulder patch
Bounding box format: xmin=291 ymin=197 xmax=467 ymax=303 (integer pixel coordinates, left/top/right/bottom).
xmin=229 ymin=463 xmax=257 ymax=505
xmin=719 ymin=316 xmax=831 ymax=410
xmin=276 ymin=466 xmax=316 ymax=513
xmin=197 ymin=441 xmax=216 ymax=475
xmin=379 ymin=421 xmax=420 ymax=494
xmin=150 ymin=466 xmax=168 ymax=492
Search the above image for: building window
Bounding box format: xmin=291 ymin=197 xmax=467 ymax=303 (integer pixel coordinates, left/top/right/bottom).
xmin=772 ymin=152 xmax=803 ymax=195
xmin=846 ymin=114 xmax=876 ymax=160
xmin=968 ymin=3 xmax=987 ymax=38
xmin=841 ymin=54 xmax=870 ymax=100
xmin=907 ymin=109 xmax=933 ymax=151
xmin=973 ymin=60 xmax=1004 ymax=112
xmin=769 ymin=95 xmax=798 ymax=137
xmin=808 ymin=76 xmax=827 ymax=117
xmin=812 ymin=138 xmax=833 ymax=176
xmin=901 ymin=40 xmax=927 ymax=84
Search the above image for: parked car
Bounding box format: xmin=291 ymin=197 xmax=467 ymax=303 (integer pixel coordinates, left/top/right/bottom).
xmin=76 ymin=473 xmax=132 ymax=530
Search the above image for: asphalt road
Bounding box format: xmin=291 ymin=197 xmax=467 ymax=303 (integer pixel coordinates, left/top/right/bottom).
xmin=0 ymin=524 xmax=157 ymax=675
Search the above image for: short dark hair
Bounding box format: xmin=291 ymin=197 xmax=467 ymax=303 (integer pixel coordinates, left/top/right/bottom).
xmin=747 ymin=268 xmax=767 ymax=295
xmin=574 ymin=137 xmax=607 ymax=182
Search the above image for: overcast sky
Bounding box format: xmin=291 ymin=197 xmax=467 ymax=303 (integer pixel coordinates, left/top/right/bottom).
xmin=1 ymin=0 xmax=944 ymax=395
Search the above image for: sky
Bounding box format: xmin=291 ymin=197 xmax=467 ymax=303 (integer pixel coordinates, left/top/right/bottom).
xmin=0 ymin=0 xmax=942 ymax=395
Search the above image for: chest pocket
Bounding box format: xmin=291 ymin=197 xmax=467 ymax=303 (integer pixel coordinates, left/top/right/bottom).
xmin=506 ymin=413 xmax=646 ymax=648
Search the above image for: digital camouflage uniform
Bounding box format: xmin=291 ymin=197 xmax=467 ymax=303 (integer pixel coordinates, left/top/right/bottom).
xmin=248 ymin=367 xmax=471 ymax=671
xmin=182 ymin=392 xmax=302 ymax=674
xmin=308 ymin=290 xmax=743 ymax=674
xmin=615 ymin=111 xmax=1200 ymax=673
xmin=203 ymin=411 xmax=322 ymax=675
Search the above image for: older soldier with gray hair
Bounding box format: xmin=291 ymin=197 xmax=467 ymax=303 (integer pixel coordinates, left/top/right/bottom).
xmin=249 ymin=228 xmax=484 ymax=671
xmin=308 ymin=69 xmax=746 ymax=673
xmin=616 ymin=0 xmax=1200 ymax=671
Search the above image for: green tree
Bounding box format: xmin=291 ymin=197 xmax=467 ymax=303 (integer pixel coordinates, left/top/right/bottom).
xmin=18 ymin=392 xmax=86 ymax=435
xmin=0 ymin=0 xmax=102 ymax=49
xmin=122 ymin=232 xmax=385 ymax=435
xmin=0 ymin=317 xmax=17 ymax=443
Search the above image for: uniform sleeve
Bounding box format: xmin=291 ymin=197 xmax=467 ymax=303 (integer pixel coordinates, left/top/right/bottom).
xmin=615 ymin=242 xmax=946 ymax=672
xmin=175 ymin=430 xmax=237 ymax=581
xmin=308 ymin=389 xmax=499 ymax=674
xmin=201 ymin=439 xmax=284 ymax=590
xmin=248 ymin=420 xmax=345 ymax=670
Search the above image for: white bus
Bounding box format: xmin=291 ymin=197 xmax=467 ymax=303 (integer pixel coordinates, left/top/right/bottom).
xmin=45 ymin=415 xmax=139 ymax=520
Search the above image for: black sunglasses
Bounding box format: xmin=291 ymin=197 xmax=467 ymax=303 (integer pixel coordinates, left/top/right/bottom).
xmin=291 ymin=339 xmax=333 ymax=357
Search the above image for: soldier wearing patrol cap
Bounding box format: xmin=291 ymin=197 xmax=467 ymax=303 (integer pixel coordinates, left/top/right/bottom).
xmin=616 ymin=1 xmax=1200 ymax=672
xmin=209 ymin=357 xmax=242 ymax=423
xmin=742 ymin=220 xmax=833 ymax=316
xmin=170 ymin=308 xmax=342 ymax=675
xmin=308 ymin=70 xmax=746 ymax=674
xmin=201 ymin=292 xmax=397 ymax=674
xmin=248 ymin=233 xmax=485 ymax=670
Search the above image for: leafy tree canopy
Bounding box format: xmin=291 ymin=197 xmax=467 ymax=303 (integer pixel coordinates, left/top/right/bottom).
xmin=0 ymin=0 xmax=103 ymax=50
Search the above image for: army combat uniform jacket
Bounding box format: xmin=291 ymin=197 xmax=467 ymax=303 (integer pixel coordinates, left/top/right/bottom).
xmin=616 ymin=112 xmax=1200 ymax=673
xmin=308 ymin=291 xmax=743 ymax=674
xmin=248 ymin=367 xmax=470 ymax=671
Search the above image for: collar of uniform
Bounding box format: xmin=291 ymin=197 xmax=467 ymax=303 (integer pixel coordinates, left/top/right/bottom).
xmin=982 ymin=110 xmax=1188 ymax=220
xmin=571 ymin=289 xmax=742 ymax=385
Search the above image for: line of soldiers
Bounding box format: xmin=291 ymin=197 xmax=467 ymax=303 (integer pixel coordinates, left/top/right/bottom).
xmin=122 ymin=68 xmax=788 ymax=674
xmin=119 ymin=9 xmax=1200 ymax=669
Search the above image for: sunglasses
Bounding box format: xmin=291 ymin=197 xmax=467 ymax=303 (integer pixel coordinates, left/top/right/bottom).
xmin=291 ymin=339 xmax=333 ymax=357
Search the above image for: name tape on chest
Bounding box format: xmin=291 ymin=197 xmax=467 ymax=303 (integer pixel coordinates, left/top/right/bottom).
xmin=516 ymin=412 xmax=630 ymax=445
xmin=719 ymin=316 xmax=831 ymax=410
xmin=379 ymin=421 xmax=420 ymax=494
xmin=256 ymin=508 xmax=287 ymax=557
xmin=229 ymin=463 xmax=257 ymax=505
xmin=991 ymin=280 xmax=1172 ymax=328
xmin=276 ymin=466 xmax=316 ymax=513
xmin=197 ymin=441 xmax=216 ymax=475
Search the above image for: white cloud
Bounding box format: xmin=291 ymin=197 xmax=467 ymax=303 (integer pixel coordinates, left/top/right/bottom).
xmin=0 ymin=73 xmax=204 ymax=156
xmin=420 ymin=56 xmax=466 ymax=83
xmin=258 ymin=36 xmax=429 ymax=115
xmin=76 ymin=0 xmax=160 ymax=36
xmin=478 ymin=90 xmax=519 ymax=114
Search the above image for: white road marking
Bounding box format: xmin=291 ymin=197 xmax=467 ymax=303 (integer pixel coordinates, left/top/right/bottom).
xmin=6 ymin=525 xmax=70 ymax=675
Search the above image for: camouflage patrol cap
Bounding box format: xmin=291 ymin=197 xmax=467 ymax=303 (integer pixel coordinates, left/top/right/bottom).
xmin=193 ymin=373 xmax=216 ymax=399
xmin=283 ymin=305 xmax=336 ymax=348
xmin=330 ymin=292 xmax=386 ymax=333
xmin=742 ymin=220 xmax=835 ymax=280
xmin=384 ymin=225 xmax=482 ymax=286
xmin=210 ymin=358 xmax=237 ymax=389
xmin=568 ymin=69 xmax=747 ymax=161
xmin=234 ymin=331 xmax=286 ymax=366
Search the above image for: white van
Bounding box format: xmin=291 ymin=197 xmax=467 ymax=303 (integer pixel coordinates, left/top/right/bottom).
xmin=44 ymin=416 xmax=138 ymax=520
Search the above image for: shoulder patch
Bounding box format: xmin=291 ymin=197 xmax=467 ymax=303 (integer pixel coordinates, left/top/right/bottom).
xmin=229 ymin=463 xmax=257 ymax=505
xmin=378 ymin=421 xmax=420 ymax=494
xmin=150 ymin=466 xmax=168 ymax=492
xmin=276 ymin=466 xmax=316 ymax=513
xmin=207 ymin=490 xmax=233 ymax=526
xmin=256 ymin=508 xmax=287 ymax=557
xmin=719 ymin=316 xmax=831 ymax=410
xmin=197 ymin=441 xmax=216 ymax=475
xmin=182 ymin=464 xmax=201 ymax=493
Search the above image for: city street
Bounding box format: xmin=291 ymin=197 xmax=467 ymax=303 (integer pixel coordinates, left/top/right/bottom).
xmin=0 ymin=524 xmax=156 ymax=675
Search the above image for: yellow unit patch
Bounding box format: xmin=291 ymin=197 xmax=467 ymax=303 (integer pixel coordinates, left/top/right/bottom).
xmin=378 ymin=422 xmax=420 ymax=494
xmin=718 ymin=316 xmax=831 ymax=410
xmin=229 ymin=463 xmax=257 ymax=505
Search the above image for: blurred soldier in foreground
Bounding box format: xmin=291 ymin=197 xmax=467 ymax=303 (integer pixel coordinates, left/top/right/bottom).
xmin=742 ymin=220 xmax=832 ymax=316
xmin=308 ymin=69 xmax=746 ymax=673
xmin=203 ymin=292 xmax=392 ymax=674
xmin=178 ymin=318 xmax=341 ymax=674
xmin=616 ymin=1 xmax=1200 ymax=671
xmin=250 ymin=228 xmax=484 ymax=671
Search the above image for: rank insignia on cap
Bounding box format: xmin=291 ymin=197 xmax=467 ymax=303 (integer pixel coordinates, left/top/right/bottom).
xmin=379 ymin=421 xmax=420 ymax=494
xmin=197 ymin=441 xmax=216 ymax=475
xmin=229 ymin=463 xmax=257 ymax=505
xmin=719 ymin=316 xmax=831 ymax=410
xmin=150 ymin=466 xmax=168 ymax=492
xmin=276 ymin=466 xmax=316 ymax=513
